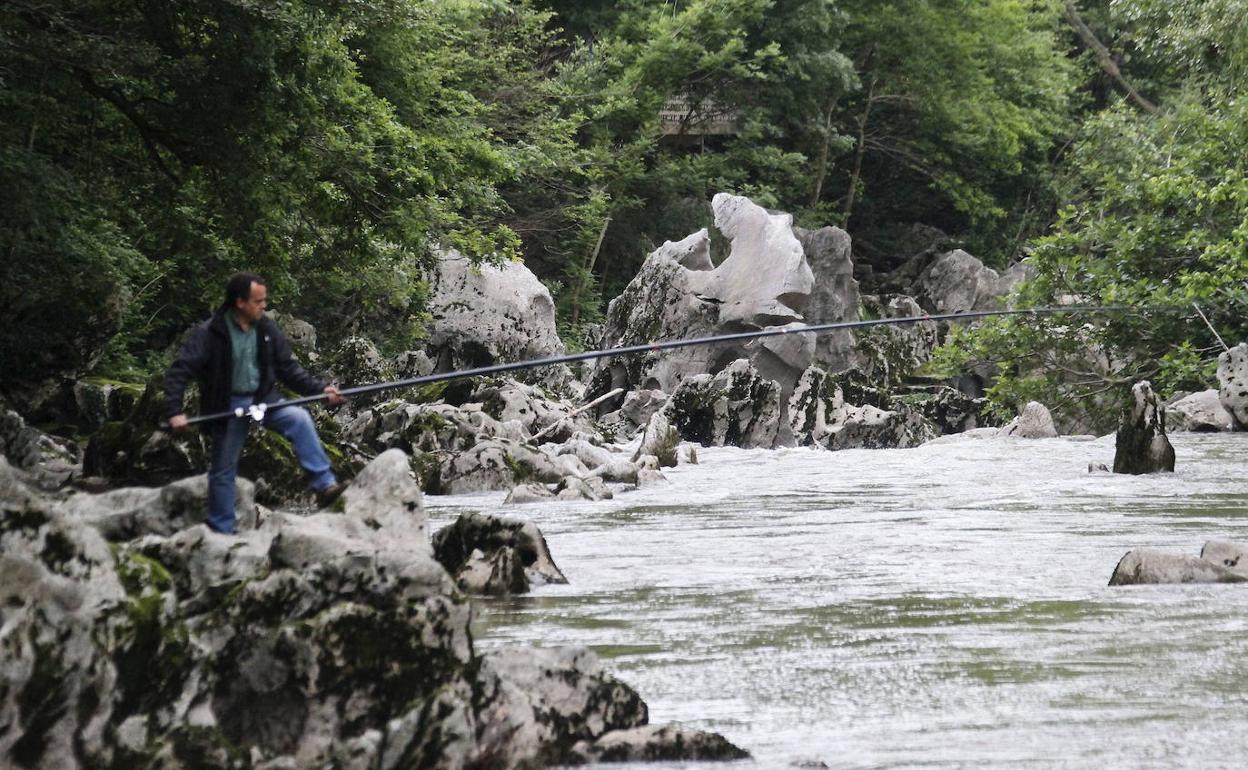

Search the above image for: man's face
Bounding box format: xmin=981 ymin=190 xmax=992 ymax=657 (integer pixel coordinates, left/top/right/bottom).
xmin=234 ymin=282 xmax=268 ymax=323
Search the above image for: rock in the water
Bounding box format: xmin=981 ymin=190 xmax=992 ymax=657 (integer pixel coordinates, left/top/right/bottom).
xmin=1109 ymin=549 xmax=1247 ymax=585
xmin=505 ymin=482 xmax=555 ymax=505
xmin=1113 ymin=381 xmax=1175 ymax=474
xmin=473 ymin=646 xmax=648 ymax=766
xmin=569 ymin=723 xmax=750 ymax=763
xmin=633 ymin=411 xmax=679 ymax=467
xmin=787 ymin=365 xmax=937 ymax=450
xmin=1199 ymin=540 xmax=1248 ymax=577
xmin=666 ymin=358 xmax=782 ymax=449
xmin=999 ymin=401 xmax=1058 ymax=439
xmin=1166 ymin=389 xmax=1234 ymax=432
xmin=1216 ymin=343 xmax=1248 ymax=430
xmin=432 ymin=512 xmax=567 ymax=594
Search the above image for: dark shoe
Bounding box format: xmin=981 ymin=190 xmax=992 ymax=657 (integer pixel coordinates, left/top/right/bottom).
xmin=315 ymin=481 xmax=346 ymax=509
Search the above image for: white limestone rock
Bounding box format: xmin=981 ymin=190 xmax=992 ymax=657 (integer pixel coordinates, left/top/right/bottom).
xmin=1166 ymin=389 xmax=1233 ymax=432
xmin=1109 ymin=549 xmax=1246 ymax=585
xmin=1216 ymin=343 xmax=1248 ymax=430
xmin=999 ymin=401 xmax=1058 ymax=439
xmin=426 ymin=249 xmax=566 ymax=374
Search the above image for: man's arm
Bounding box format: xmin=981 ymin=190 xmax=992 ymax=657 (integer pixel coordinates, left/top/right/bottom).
xmin=164 ymin=327 xmax=209 ymax=425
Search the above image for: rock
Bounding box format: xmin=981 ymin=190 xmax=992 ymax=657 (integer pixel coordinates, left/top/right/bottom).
xmin=556 ymin=438 xmax=619 ymax=471
xmin=324 ymin=336 xmax=394 ymax=410
xmin=504 ymin=482 xmax=555 ymax=505
xmin=589 ymin=194 xmax=816 ymax=409
xmin=636 ymin=469 xmax=668 ymax=487
xmin=797 ymin=224 xmax=861 ymax=373
xmin=1166 ymin=389 xmax=1233 ymax=432
xmin=59 ymin=473 xmax=258 ymax=540
xmin=393 ymin=349 xmax=435 ymax=379
xmin=0 ymin=475 xmax=127 ymax=770
xmin=0 ymin=401 xmax=81 ymax=489
xmin=1216 ymin=343 xmax=1248 ymax=430
xmin=0 ymin=447 xmax=701 ymax=770
xmin=425 ymin=249 xmax=567 ymax=383
xmin=788 ymin=366 xmax=937 ymax=450
xmin=618 ymin=389 xmax=669 ymax=432
xmin=1113 ymin=381 xmax=1175 ymax=474
xmin=707 ymin=193 xmax=813 ymax=325
xmin=1199 ymin=541 xmax=1248 ymax=577
xmin=853 ymin=295 xmax=941 ymax=391
xmin=589 ymin=458 xmax=640 ymax=484
xmin=916 ymin=249 xmax=1007 ymax=313
xmin=435 ymin=438 xmax=564 ymax=494
xmin=569 ymin=723 xmax=750 ymax=763
xmin=473 ymin=380 xmax=595 ymax=442
xmin=914 ymin=385 xmax=986 ymax=434
xmin=266 ymin=310 xmax=318 ymax=361
xmin=999 ymin=401 xmax=1058 ymax=439
xmin=33 ymin=378 xmax=142 ymax=434
xmin=473 ymin=646 xmax=648 ymax=767
xmin=1109 ymin=549 xmax=1247 ymax=585
xmin=666 ymin=358 xmax=783 ymax=449
xmin=633 ymin=411 xmax=679 ymax=467
xmin=432 ymin=512 xmax=567 ymax=594
xmin=127 ymin=525 xmax=273 ymax=610
xmin=555 ymin=475 xmax=613 ymax=501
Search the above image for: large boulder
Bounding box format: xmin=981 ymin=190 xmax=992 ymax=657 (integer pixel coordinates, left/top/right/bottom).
xmin=432 ymin=512 xmax=567 ymax=595
xmin=1216 ymin=343 xmax=1248 ymax=430
xmin=425 ymin=249 xmax=566 ymax=380
xmin=788 ymin=366 xmax=938 ymax=450
xmin=59 ymin=473 xmax=258 ymax=540
xmin=1109 ymin=549 xmax=1246 ymax=585
xmin=999 ymin=401 xmax=1059 ymax=439
xmin=797 ymin=225 xmax=861 ymax=374
xmin=665 ymin=358 xmax=783 ymax=449
xmin=1166 ymin=389 xmax=1234 ymax=432
xmin=0 ymin=400 xmax=81 ymax=489
xmin=1113 ymin=381 xmax=1175 ymax=474
xmin=916 ymin=249 xmax=1012 ymax=314
xmin=589 ymin=194 xmax=816 ymax=406
xmin=570 ymin=723 xmax=751 ymax=763
xmin=1200 ymin=540 xmax=1248 ymax=577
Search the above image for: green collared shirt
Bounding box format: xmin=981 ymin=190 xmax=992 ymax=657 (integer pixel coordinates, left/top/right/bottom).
xmin=226 ymin=312 xmax=260 ymax=394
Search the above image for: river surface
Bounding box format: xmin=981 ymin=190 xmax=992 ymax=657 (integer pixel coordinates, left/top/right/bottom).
xmin=424 ymin=432 xmax=1248 ymax=769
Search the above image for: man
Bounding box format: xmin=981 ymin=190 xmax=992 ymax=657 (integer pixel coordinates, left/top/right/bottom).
xmin=164 ymin=272 xmax=346 ymax=534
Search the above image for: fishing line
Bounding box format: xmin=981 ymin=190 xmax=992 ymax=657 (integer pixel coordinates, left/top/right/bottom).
xmin=163 ymin=303 xmax=1186 ymax=428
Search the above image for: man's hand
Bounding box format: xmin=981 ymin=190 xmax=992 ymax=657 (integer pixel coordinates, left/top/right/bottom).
xmin=324 ymin=385 xmax=345 ymax=406
xmin=168 ymin=414 xmax=189 ymax=432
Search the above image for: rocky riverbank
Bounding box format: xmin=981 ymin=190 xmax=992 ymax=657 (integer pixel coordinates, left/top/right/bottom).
xmin=5 ymin=194 xmax=1248 ymax=766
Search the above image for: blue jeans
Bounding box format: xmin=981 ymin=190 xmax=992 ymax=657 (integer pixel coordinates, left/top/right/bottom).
xmin=206 ymin=394 xmax=337 ymax=534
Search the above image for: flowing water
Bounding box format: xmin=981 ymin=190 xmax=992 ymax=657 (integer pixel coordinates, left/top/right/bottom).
xmin=424 ymin=432 xmax=1248 ymax=769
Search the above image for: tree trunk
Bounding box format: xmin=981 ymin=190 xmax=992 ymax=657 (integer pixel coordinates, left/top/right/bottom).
xmin=1063 ymin=1 xmax=1159 ymax=115
xmin=808 ymin=98 xmax=837 ymax=209
xmin=843 ymin=75 xmax=876 ymax=220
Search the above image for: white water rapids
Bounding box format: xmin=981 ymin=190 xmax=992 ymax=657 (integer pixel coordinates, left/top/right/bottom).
xmin=425 ymin=431 xmax=1248 ymax=769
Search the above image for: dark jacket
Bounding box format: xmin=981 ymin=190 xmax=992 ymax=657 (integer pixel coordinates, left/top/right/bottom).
xmin=163 ymin=309 xmax=325 ymax=420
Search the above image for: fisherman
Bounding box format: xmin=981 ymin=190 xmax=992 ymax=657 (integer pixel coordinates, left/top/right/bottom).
xmin=164 ymin=272 xmax=346 ymax=534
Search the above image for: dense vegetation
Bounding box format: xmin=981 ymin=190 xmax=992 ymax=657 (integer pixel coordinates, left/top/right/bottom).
xmin=2 ymin=0 xmax=1245 ymax=428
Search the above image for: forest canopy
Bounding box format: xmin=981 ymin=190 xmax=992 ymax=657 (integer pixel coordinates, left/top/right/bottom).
xmin=2 ymin=0 xmax=1245 ymax=428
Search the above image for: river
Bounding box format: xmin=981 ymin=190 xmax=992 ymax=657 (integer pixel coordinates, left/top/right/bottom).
xmin=425 ymin=431 xmax=1248 ymax=769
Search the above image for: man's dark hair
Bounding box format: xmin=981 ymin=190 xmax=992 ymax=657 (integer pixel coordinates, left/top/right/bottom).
xmin=223 ymin=272 xmax=265 ymax=309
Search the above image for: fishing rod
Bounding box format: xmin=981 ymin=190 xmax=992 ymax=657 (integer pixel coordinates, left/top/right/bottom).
xmin=164 ymin=303 xmax=1167 ymax=428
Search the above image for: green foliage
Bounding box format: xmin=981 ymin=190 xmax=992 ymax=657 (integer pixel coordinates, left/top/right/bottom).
xmin=939 ymin=63 xmax=1248 ymax=430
